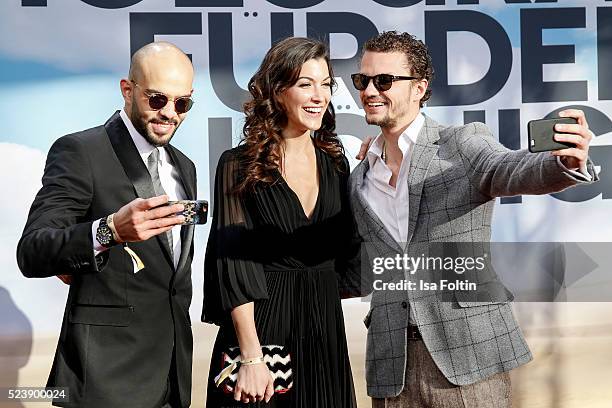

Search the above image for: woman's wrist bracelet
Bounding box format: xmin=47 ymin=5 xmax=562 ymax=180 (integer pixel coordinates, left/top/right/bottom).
xmin=240 ymin=356 xmax=264 ymax=366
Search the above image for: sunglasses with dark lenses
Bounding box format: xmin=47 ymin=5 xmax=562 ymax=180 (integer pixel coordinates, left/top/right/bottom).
xmin=132 ymin=81 xmax=194 ymax=114
xmin=350 ymin=73 xmax=418 ymax=92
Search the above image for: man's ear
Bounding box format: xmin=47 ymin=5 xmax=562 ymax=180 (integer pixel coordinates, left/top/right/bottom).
xmin=413 ymin=79 xmax=428 ymax=103
xmin=119 ymin=79 xmax=133 ymax=104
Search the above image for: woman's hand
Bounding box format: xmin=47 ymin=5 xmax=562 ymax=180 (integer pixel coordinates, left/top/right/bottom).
xmin=233 ymin=361 xmax=275 ymax=404
xmin=230 ymin=302 xmax=274 ymax=403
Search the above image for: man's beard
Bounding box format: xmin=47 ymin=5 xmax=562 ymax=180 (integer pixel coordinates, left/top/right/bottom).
xmin=366 ymin=114 xmax=396 ymax=129
xmin=363 ymin=96 xmax=398 ymax=129
xmin=131 ymin=105 xmax=179 ymax=147
xmin=364 ymin=100 xmax=411 ymax=130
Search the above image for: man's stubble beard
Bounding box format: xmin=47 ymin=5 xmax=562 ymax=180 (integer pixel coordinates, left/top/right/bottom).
xmin=366 ymin=114 xmax=396 ymax=129
xmin=366 ymin=99 xmax=413 ymax=130
xmin=130 ymin=103 xmax=179 ymax=147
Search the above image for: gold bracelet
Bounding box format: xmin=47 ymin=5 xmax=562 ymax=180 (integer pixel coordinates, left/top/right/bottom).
xmin=240 ymin=356 xmax=264 ymax=366
xmin=107 ymin=213 xmax=122 ymax=242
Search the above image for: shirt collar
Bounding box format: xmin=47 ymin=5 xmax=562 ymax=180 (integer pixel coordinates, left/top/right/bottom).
xmin=366 ymin=112 xmax=425 ymax=168
xmin=119 ymin=109 xmax=167 ymax=166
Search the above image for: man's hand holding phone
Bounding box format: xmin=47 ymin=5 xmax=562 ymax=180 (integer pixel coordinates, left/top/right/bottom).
xmin=113 ymin=195 xmax=185 ymax=243
xmin=552 ymin=109 xmax=593 ymax=172
xmin=529 ymin=109 xmax=593 ymax=172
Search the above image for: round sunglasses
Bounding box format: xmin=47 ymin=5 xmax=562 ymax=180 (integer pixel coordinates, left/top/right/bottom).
xmin=350 ymin=73 xmax=417 ymax=92
xmin=131 ymin=81 xmax=194 ymax=114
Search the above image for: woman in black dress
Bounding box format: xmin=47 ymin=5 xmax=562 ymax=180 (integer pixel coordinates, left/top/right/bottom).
xmin=203 ymin=37 xmax=360 ymax=407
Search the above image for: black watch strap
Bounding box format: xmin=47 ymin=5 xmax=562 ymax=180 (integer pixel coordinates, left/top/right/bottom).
xmin=96 ymin=216 xmax=117 ymax=248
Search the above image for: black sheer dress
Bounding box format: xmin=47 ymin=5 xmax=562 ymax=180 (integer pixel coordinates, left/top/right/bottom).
xmin=202 ymin=144 xmax=360 ymax=408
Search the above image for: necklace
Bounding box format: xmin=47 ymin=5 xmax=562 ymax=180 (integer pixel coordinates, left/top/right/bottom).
xmin=381 ymin=141 xmax=387 ymax=163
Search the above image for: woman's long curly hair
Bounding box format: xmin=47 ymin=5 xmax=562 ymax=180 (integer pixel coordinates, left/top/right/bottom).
xmin=236 ymin=37 xmax=345 ymax=193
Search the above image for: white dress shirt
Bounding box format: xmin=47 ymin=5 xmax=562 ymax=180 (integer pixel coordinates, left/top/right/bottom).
xmin=359 ymin=112 xmax=594 ymax=247
xmin=360 ymin=113 xmax=424 ymax=246
xmin=92 ymin=109 xmax=186 ymax=269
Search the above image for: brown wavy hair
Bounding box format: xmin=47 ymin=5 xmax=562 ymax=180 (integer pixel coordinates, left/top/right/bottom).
xmin=237 ymin=37 xmax=345 ymax=193
xmin=363 ymin=31 xmax=434 ymax=108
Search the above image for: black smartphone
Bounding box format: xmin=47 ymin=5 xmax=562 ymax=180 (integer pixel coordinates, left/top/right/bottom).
xmin=167 ymin=200 xmax=208 ymax=225
xmin=528 ymin=117 xmax=578 ymax=153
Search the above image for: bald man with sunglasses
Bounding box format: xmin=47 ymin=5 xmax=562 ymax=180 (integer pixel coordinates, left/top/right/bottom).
xmin=347 ymin=31 xmax=598 ymax=408
xmin=17 ymin=42 xmax=197 ymax=408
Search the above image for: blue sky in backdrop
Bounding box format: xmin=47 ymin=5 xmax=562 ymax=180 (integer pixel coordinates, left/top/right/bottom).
xmin=0 ymin=0 xmax=609 ymax=333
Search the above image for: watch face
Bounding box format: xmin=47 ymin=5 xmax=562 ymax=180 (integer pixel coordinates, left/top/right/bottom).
xmin=97 ymin=221 xmax=113 ymax=246
xmin=97 ymin=230 xmax=111 ymax=245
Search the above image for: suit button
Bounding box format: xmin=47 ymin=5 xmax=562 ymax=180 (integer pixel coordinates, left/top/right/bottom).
xmin=171 ymin=288 xmax=177 ymax=296
xmin=401 ymin=301 xmax=408 ymax=309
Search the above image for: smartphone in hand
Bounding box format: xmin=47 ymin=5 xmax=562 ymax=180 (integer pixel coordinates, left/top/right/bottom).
xmin=528 ymin=117 xmax=578 ymax=153
xmin=167 ymin=200 xmax=208 ymax=225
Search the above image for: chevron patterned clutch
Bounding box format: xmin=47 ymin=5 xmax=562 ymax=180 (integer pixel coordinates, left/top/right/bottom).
xmin=214 ymin=345 xmax=294 ymax=394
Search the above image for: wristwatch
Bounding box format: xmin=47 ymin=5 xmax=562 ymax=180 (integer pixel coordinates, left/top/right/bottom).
xmin=96 ymin=215 xmax=117 ymax=248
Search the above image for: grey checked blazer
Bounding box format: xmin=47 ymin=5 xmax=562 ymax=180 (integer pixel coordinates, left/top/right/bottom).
xmin=349 ymin=115 xmax=598 ymax=398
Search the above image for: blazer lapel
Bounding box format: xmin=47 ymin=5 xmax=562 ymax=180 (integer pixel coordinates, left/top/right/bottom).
xmin=165 ymin=145 xmax=196 ymax=274
xmin=350 ymin=160 xmax=403 ymax=254
xmin=104 ymin=111 xmax=174 ymax=266
xmin=405 ymin=115 xmax=440 ymax=245
xmin=174 ymin=225 xmax=193 ymax=274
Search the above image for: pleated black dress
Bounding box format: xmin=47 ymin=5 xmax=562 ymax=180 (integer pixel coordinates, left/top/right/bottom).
xmin=202 ymin=144 xmax=360 ymax=408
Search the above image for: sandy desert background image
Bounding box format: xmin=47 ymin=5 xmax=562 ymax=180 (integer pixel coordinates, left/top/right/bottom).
xmin=2 ymin=298 xmax=612 ymax=408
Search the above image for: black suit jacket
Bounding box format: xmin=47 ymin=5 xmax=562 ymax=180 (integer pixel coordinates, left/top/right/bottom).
xmin=17 ymin=112 xmax=196 ymax=408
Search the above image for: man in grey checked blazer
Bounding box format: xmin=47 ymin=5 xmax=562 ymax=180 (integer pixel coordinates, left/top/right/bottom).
xmin=348 ymin=31 xmax=598 ymax=407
